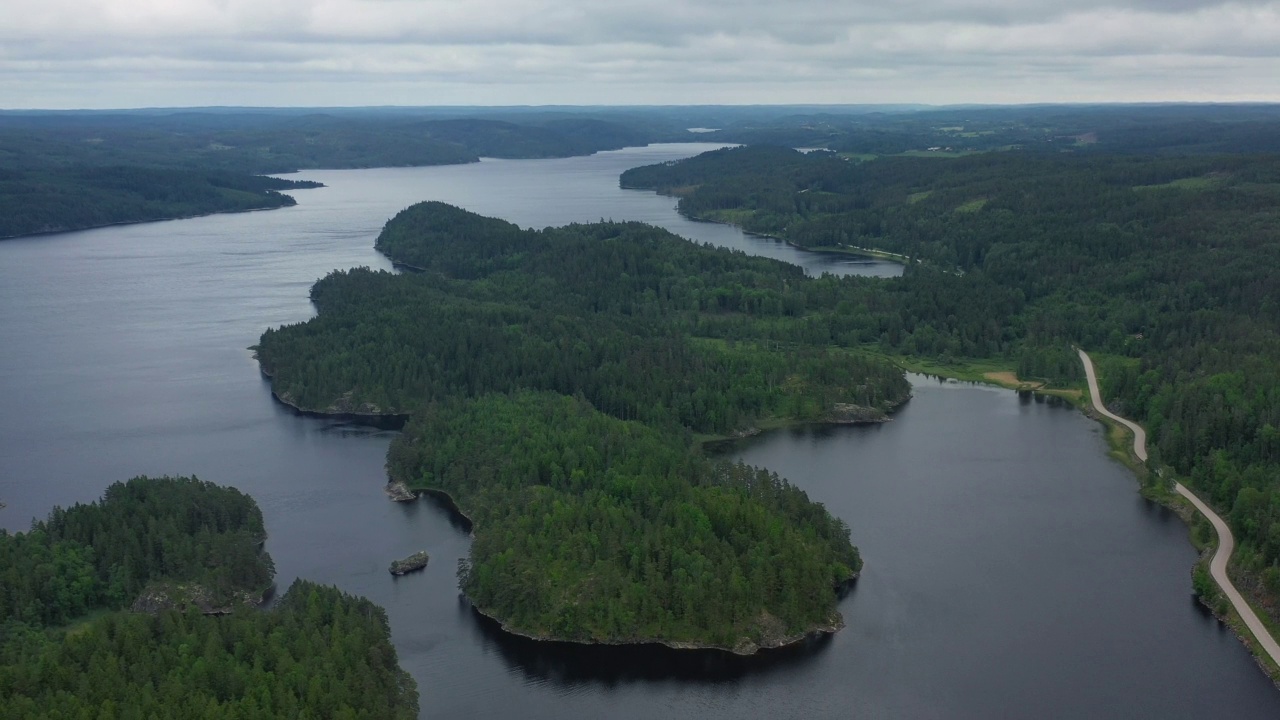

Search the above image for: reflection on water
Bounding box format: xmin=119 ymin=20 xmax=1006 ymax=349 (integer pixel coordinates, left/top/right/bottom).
xmin=463 ymin=602 xmax=837 ymax=688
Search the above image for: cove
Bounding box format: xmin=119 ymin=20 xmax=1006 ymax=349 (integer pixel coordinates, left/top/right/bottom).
xmin=0 ymin=144 xmax=1278 ymax=718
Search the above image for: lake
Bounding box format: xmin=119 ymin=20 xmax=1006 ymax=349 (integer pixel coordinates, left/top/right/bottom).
xmin=1 ymin=143 xmax=1277 ymax=718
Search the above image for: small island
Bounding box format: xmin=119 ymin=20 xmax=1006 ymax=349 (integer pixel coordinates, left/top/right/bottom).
xmin=390 ymin=550 xmax=430 ymax=576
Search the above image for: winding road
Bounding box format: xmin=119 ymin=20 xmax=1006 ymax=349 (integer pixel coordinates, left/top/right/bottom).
xmin=1077 ymin=348 xmax=1280 ymax=670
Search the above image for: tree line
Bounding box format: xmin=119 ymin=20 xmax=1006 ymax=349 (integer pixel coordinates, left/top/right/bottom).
xmin=0 ymin=476 xmax=419 ymax=718
xmin=625 ymin=144 xmax=1280 ymax=612
xmin=390 ymin=391 xmax=858 ymax=649
xmin=257 ymin=201 xmax=915 ymax=648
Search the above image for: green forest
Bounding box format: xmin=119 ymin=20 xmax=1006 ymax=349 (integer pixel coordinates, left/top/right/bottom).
xmin=13 ymin=103 xmax=1280 ymax=240
xmin=257 ymin=202 xmax=913 ymax=648
xmin=623 ymin=144 xmax=1280 ymax=617
xmin=0 ymin=477 xmax=419 ymax=718
xmin=390 ymin=391 xmax=859 ymax=650
xmin=0 ymin=167 xmax=320 ymax=238
xmin=257 ymin=202 xmax=910 ymax=431
xmin=0 ymin=109 xmax=669 ymax=239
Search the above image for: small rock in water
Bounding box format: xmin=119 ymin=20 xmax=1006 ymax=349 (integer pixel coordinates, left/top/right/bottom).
xmin=390 ymin=550 xmax=430 ymax=576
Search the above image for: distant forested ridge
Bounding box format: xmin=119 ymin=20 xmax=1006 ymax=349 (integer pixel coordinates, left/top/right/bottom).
xmin=257 ymin=202 xmax=913 ymax=650
xmin=624 ymin=144 xmax=1280 ymax=621
xmin=686 ymin=103 xmax=1280 ymax=156
xmin=0 ymin=109 xmax=672 ymax=239
xmin=12 ymin=103 xmax=1280 ymax=239
xmin=0 ymin=476 xmax=419 ymax=718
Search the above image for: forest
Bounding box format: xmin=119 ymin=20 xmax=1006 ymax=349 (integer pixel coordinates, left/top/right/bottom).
xmin=0 ymin=109 xmax=672 ymax=239
xmin=389 ymin=391 xmax=859 ymax=650
xmin=256 ymin=202 xmax=914 ymax=648
xmin=257 ymin=202 xmax=910 ymax=431
xmin=11 ymin=103 xmax=1280 ymax=239
xmin=623 ymin=143 xmax=1280 ymax=617
xmin=0 ymin=476 xmax=419 ymax=718
xmin=0 ymin=167 xmax=320 ymax=238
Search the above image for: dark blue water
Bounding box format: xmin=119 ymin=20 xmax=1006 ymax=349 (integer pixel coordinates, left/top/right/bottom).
xmin=1 ymin=144 xmax=1276 ymax=718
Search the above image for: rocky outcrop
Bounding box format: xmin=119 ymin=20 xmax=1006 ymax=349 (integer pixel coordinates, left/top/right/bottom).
xmin=130 ymin=582 xmax=265 ymax=615
xmin=470 ymin=600 xmax=844 ymax=656
xmin=385 ymin=481 xmax=418 ymax=502
xmin=390 ymin=551 xmax=430 ymax=576
xmin=823 ymin=403 xmax=890 ymax=424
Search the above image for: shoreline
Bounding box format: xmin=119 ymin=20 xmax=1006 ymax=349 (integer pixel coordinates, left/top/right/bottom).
xmin=697 ymin=394 xmax=913 ymax=446
xmin=0 ymin=194 xmax=310 ymax=242
xmin=257 ymin=367 xmax=411 ymax=428
xmin=467 ymin=593 xmax=848 ymax=657
xmin=392 ymin=474 xmax=854 ymax=655
xmin=1077 ymin=348 xmax=1280 ymax=685
xmin=665 ymin=203 xmax=910 ymax=267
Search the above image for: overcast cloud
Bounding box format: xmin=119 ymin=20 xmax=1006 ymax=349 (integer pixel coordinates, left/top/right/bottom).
xmin=2 ymin=0 xmax=1279 ymax=108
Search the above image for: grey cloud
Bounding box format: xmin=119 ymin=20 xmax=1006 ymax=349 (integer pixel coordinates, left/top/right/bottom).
xmin=2 ymin=0 xmax=1279 ymax=107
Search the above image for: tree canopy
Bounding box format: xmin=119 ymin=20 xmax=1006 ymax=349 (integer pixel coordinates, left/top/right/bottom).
xmin=624 ymin=144 xmax=1280 ymax=617
xmin=257 ymin=202 xmax=913 ymax=648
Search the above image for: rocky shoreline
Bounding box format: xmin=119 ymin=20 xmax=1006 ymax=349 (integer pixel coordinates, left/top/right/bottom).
xmin=468 ymin=600 xmax=846 ymax=656
xmin=259 ymin=378 xmax=411 ymax=429
xmin=130 ymin=581 xmax=272 ymax=616
xmin=390 ymin=551 xmax=430 ymax=576
xmin=385 ymin=481 xmax=418 ymax=502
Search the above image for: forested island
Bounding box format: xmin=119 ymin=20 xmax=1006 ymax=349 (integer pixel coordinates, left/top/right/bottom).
xmin=0 ymin=476 xmax=419 ymax=718
xmin=623 ymin=144 xmax=1280 ymax=629
xmin=256 ymin=202 xmax=912 ymax=651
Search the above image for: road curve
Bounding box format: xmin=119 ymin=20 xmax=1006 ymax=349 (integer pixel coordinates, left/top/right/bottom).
xmin=1077 ymin=348 xmax=1280 ymax=670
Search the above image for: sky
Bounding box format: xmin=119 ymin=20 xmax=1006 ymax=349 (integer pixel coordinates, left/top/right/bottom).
xmin=3 ymin=0 xmax=1280 ymax=109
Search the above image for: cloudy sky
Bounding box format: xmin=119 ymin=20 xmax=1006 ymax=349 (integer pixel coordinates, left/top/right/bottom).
xmin=3 ymin=0 xmax=1280 ymax=108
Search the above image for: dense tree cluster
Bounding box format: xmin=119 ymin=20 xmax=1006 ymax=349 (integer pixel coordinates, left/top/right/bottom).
xmin=0 ymin=110 xmax=669 ymax=239
xmin=258 ymin=202 xmax=913 ymax=646
xmin=0 ymin=477 xmax=419 ymax=718
xmin=388 ymin=391 xmax=858 ymax=649
xmin=625 ymin=144 xmax=1280 ymax=611
xmin=0 ymin=581 xmax=418 ymax=720
xmin=0 ymin=476 xmax=272 ymax=626
xmin=0 ymin=167 xmax=316 ymax=238
xmin=258 ymin=203 xmax=909 ymax=432
xmin=688 ymin=104 xmax=1280 ymax=156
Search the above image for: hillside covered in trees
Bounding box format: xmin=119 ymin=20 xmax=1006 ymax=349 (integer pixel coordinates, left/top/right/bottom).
xmin=0 ymin=476 xmax=419 ymax=718
xmin=257 ymin=202 xmax=913 ymax=650
xmin=623 ymin=144 xmax=1280 ymax=620
xmin=0 ymin=109 xmax=671 ymax=239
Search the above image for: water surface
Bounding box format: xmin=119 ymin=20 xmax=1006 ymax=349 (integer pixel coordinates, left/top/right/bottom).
xmin=1 ymin=145 xmax=1276 ymax=718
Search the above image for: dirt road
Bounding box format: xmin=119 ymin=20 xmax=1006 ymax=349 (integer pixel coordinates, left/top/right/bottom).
xmin=1077 ymin=347 xmax=1280 ymax=670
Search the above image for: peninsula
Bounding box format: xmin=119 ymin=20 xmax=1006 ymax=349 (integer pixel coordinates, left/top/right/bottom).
xmin=257 ymin=202 xmax=911 ymax=651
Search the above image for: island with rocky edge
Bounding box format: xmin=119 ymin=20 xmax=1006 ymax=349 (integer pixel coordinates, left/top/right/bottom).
xmin=390 ymin=551 xmax=431 ymax=576
xmin=254 ymin=202 xmax=912 ymax=652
